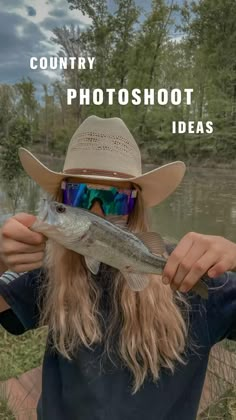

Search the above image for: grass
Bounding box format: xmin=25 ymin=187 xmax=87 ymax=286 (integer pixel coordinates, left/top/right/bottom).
xmin=198 ymin=387 xmax=236 ymax=419
xmin=198 ymin=342 xmax=236 ymax=419
xmin=0 ymin=327 xmax=47 ymax=381
xmin=222 ymin=340 xmax=236 ymax=353
xmin=0 ymin=326 xmax=47 ymax=419
xmin=0 ymin=381 xmax=38 ymax=420
xmin=0 ymin=397 xmax=15 ymax=420
xmin=0 ymin=327 xmax=235 ymax=419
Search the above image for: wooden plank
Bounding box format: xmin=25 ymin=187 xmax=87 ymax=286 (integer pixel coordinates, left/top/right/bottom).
xmin=198 ymin=344 xmax=236 ymax=415
xmin=0 ymin=378 xmax=37 ymax=420
xmin=1 ymin=343 xmax=235 ymax=419
xmin=18 ymin=367 xmax=42 ymax=403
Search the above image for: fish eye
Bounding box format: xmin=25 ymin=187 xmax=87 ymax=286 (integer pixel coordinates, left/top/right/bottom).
xmin=56 ymin=204 xmax=66 ymax=214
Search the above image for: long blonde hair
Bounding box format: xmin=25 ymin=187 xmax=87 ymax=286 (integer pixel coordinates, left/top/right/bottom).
xmin=39 ymin=192 xmax=190 ymax=392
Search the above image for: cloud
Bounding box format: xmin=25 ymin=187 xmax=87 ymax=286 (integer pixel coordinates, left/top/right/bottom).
xmin=0 ymin=1 xmax=92 ymax=90
xmin=26 ymin=5 xmax=37 ymax=16
xmin=41 ymin=16 xmax=86 ymax=32
xmin=0 ymin=11 xmax=54 ymax=85
xmin=48 ymin=8 xmax=66 ymax=18
xmin=0 ymin=0 xmax=24 ymax=7
xmin=0 ymin=62 xmax=56 ymax=86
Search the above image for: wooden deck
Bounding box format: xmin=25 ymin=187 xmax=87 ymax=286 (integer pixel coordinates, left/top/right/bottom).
xmin=0 ymin=367 xmax=42 ymax=420
xmin=0 ymin=345 xmax=235 ymax=419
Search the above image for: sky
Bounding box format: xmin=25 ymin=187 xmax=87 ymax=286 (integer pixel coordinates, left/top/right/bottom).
xmin=0 ymin=0 xmax=91 ymax=89
xmin=0 ymin=0 xmax=184 ymax=96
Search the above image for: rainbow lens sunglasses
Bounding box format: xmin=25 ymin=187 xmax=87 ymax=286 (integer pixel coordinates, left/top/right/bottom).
xmin=61 ymin=181 xmax=138 ymax=216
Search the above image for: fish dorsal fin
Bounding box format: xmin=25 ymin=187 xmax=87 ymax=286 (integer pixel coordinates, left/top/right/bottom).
xmin=121 ymin=271 xmax=150 ymax=291
xmin=85 ymin=256 xmax=101 ymax=275
xmin=135 ymin=232 xmax=167 ymax=256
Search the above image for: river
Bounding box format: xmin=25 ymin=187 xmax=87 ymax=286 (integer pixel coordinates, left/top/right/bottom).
xmin=1 ymin=165 xmax=236 ymax=243
xmin=151 ymin=167 xmax=236 ymax=242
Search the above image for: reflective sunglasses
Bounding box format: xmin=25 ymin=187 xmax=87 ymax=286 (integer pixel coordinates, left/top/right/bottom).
xmin=61 ymin=181 xmax=137 ymax=216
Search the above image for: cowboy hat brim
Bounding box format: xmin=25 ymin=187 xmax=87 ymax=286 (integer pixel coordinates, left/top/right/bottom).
xmin=19 ymin=148 xmax=186 ymax=208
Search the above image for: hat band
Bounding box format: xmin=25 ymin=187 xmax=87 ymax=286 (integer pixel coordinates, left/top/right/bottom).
xmin=63 ymin=168 xmax=134 ymax=178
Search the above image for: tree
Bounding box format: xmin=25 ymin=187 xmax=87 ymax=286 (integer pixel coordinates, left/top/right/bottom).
xmin=65 ymin=1 xmax=114 ymax=117
xmin=52 ymin=25 xmax=84 ymax=123
xmin=180 ymin=0 xmax=236 ymax=122
xmin=129 ymin=0 xmax=179 ymax=138
xmin=15 ymin=78 xmax=38 ymax=125
xmin=0 ymin=85 xmax=16 ymax=142
xmin=0 ymin=118 xmax=32 ymax=214
xmin=111 ymin=0 xmax=140 ymax=88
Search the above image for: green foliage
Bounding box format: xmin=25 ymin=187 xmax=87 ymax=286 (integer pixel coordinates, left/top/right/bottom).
xmin=0 ymin=118 xmax=31 ymax=181
xmin=1 ymin=0 xmax=236 ymax=165
xmin=0 ymin=327 xmax=46 ymax=382
xmin=0 ymin=85 xmax=16 ymax=143
xmin=0 ymin=118 xmax=32 ymax=213
xmin=0 ymin=326 xmax=46 ymax=420
xmin=0 ymin=397 xmax=15 ymax=420
xmin=199 ymin=387 xmax=236 ymax=419
xmin=49 ymin=127 xmax=73 ymax=154
xmin=15 ymin=78 xmax=38 ymax=124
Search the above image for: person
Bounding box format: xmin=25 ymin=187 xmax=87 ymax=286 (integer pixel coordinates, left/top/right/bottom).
xmin=0 ymin=115 xmax=236 ymax=420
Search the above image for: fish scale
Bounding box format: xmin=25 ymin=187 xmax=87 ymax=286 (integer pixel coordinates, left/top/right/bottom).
xmin=87 ymin=220 xmax=166 ymax=274
xmin=31 ymin=200 xmax=209 ymax=299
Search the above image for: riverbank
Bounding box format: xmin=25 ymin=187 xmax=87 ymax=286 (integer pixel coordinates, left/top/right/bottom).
xmin=34 ymin=152 xmax=236 ymax=172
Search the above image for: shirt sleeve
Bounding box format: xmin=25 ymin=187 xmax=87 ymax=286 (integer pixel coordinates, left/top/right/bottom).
xmin=0 ymin=269 xmax=44 ymax=334
xmin=206 ymin=271 xmax=236 ymax=345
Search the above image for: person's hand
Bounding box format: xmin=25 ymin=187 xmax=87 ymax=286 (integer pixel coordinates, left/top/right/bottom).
xmin=162 ymin=233 xmax=236 ymax=293
xmin=0 ymin=213 xmax=46 ymax=273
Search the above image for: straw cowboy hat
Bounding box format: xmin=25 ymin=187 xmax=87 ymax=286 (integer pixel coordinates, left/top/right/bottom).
xmin=19 ymin=115 xmax=186 ymax=208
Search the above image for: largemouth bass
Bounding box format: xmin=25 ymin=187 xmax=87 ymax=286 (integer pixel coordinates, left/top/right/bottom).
xmin=31 ymin=200 xmax=208 ymax=299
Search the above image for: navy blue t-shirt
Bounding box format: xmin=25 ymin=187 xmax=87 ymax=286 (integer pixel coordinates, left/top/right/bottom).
xmin=0 ymin=267 xmax=235 ymax=420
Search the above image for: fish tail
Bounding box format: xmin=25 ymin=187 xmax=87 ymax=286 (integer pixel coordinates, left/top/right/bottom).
xmin=191 ymin=279 xmax=208 ymax=299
